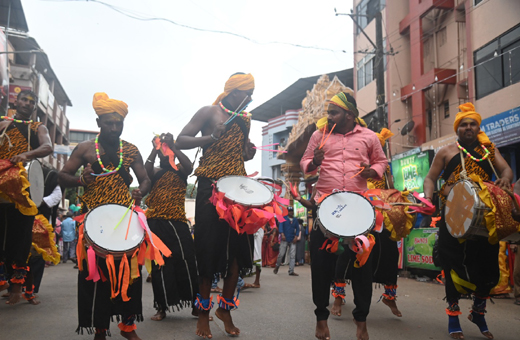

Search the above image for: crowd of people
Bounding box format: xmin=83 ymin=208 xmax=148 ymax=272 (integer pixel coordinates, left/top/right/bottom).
xmin=1 ymin=74 xmax=519 ymax=340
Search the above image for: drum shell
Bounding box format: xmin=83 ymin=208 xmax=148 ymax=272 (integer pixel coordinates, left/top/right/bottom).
xmin=26 ymin=160 xmax=44 ymax=208
xmin=83 ymin=204 xmax=144 ymax=259
xmin=445 ymin=180 xmax=489 ymax=240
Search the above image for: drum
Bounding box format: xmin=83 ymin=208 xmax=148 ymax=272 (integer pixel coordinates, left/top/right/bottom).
xmin=215 ymin=175 xmax=273 ymax=208
xmin=316 ymin=191 xmax=376 ymax=241
xmin=26 ymin=160 xmax=44 ymax=208
xmin=445 ymin=179 xmax=490 ymax=239
xmin=83 ymin=203 xmax=144 ymax=258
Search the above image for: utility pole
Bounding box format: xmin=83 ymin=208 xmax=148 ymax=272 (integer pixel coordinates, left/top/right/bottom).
xmin=335 ymin=7 xmax=393 ymax=132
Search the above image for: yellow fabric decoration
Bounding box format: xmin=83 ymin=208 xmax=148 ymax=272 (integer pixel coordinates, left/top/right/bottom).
xmin=453 ymin=102 xmax=491 ymax=146
xmin=213 ymin=73 xmax=255 ymax=105
xmin=0 ymin=162 xmax=38 ymax=216
xmin=490 ymin=241 xmax=512 ymax=295
xmin=145 ymin=257 xmax=152 ymax=274
xmin=92 ymin=92 xmax=128 ymax=118
xmin=469 ymin=173 xmax=499 ymax=244
xmin=316 ymin=117 xmax=329 ymax=131
xmin=382 ymin=190 xmax=414 ymax=241
xmin=31 ymin=214 xmax=61 ymax=265
xmin=131 ymin=254 xmax=140 ymax=280
xmin=450 ymin=269 xmax=477 ymax=294
xmin=376 ymin=128 xmax=394 ymax=147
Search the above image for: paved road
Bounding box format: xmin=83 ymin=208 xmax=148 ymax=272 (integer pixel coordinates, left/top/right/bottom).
xmin=0 ymin=262 xmax=519 ymax=340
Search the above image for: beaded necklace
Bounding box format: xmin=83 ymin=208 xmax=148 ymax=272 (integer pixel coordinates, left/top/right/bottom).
xmin=92 ymin=134 xmax=123 ymax=177
xmin=456 ymin=141 xmax=490 ymax=162
xmin=219 ymin=102 xmax=252 ymax=117
xmin=1 ymin=115 xmax=33 ymax=124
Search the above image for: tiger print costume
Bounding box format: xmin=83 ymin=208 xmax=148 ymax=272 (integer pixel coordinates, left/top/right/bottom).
xmin=80 ymin=140 xmax=138 ymax=210
xmin=146 ymin=166 xmax=199 ymax=312
xmin=437 ymin=139 xmax=499 ymax=305
xmin=194 ymin=116 xmax=254 ymax=279
xmin=0 ymin=121 xmax=42 ymax=159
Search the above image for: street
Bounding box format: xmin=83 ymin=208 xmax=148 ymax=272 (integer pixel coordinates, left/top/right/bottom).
xmin=0 ymin=262 xmax=519 ymax=340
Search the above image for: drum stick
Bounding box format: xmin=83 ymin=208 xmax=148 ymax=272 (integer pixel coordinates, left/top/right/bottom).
xmin=389 ymin=202 xmax=425 ymax=207
xmin=113 ymin=200 xmax=134 ymax=230
xmin=125 ymin=204 xmax=135 ymax=240
xmin=319 ymin=124 xmax=336 ymax=149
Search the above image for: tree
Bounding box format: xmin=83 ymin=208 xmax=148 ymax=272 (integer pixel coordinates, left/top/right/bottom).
xmin=186 ymin=183 xmax=197 ymax=198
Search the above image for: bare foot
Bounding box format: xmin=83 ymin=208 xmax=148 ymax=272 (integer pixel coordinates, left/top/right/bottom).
xmin=94 ymin=334 xmax=106 ymax=340
xmin=354 ymin=319 xmax=369 ymax=340
xmin=331 ymin=296 xmax=342 ymax=316
xmin=315 ymin=320 xmax=330 ymax=340
xmin=215 ymin=308 xmax=240 ymax=336
xmin=121 ymin=330 xmax=142 ymax=340
xmin=151 ymin=311 xmax=166 ymax=321
xmin=6 ymin=283 xmax=22 ymax=305
xmin=251 ymin=283 xmax=260 ymax=288
xmin=27 ymin=297 xmax=41 ymax=305
xmin=196 ymin=311 xmax=213 ymax=338
xmin=1 ymin=293 xmax=9 ymax=298
xmin=449 ymin=332 xmax=464 ymax=339
xmin=382 ymin=298 xmax=402 ymax=317
xmin=0 ymin=282 xmax=8 ymax=292
xmin=192 ymin=308 xmax=214 ymax=321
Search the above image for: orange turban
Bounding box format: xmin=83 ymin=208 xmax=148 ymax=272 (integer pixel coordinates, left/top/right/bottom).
xmin=92 ymin=92 xmax=128 ymax=119
xmin=213 ymin=73 xmax=255 ymax=105
xmin=453 ymin=102 xmax=491 ymax=145
xmin=375 ymin=128 xmax=394 ymax=147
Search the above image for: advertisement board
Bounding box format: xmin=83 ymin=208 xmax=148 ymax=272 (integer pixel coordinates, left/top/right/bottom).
xmin=404 ymin=228 xmax=441 ymax=271
xmin=480 ymin=106 xmax=520 ymax=147
xmin=293 ymin=193 xmax=307 ymax=219
xmin=391 ymin=150 xmax=433 ymax=193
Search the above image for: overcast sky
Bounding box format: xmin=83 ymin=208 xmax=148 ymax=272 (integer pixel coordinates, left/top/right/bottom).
xmin=23 ymin=0 xmax=354 ymax=182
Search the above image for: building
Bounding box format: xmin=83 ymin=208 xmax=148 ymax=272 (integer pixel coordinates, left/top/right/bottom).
xmin=69 ymin=129 xmax=98 ymax=145
xmin=353 ymin=0 xmax=520 ymax=176
xmin=253 ymin=69 xmax=354 ymax=184
xmin=1 ymin=0 xmax=72 ymax=171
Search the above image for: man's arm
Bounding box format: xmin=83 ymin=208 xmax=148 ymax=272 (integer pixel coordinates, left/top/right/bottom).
xmin=300 ymin=132 xmax=321 ymax=174
xmin=362 ymin=136 xmax=388 ymax=179
xmin=144 ymin=146 xmax=158 ymax=181
xmin=175 ymin=107 xmax=223 ymax=150
xmin=173 ymin=146 xmax=193 ymax=178
xmin=130 ymin=152 xmax=151 ymax=206
xmin=10 ymin=125 xmax=53 ymax=163
xmin=58 ymin=143 xmax=89 ymax=188
xmin=493 ymin=147 xmax=513 ymax=190
xmin=423 ymin=147 xmax=447 ymax=201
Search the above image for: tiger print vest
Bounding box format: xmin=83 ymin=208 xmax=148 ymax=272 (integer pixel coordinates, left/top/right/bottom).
xmin=0 ymin=121 xmax=42 ymax=159
xmin=146 ymin=166 xmax=188 ymax=222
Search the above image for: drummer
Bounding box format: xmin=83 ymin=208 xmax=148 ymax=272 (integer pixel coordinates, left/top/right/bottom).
xmin=144 ymin=133 xmax=199 ymax=321
xmin=300 ymin=92 xmax=387 ymax=340
xmin=0 ymin=90 xmax=53 ymax=305
xmin=423 ymin=103 xmax=513 ymax=340
xmin=58 ymin=93 xmax=151 ymax=340
xmin=176 ymin=72 xmax=256 ymax=338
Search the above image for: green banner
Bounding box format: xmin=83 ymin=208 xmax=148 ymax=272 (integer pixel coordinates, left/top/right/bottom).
xmin=404 ymin=228 xmax=441 ymax=271
xmin=391 ymin=150 xmax=433 ymax=192
xmin=293 ymin=194 xmax=307 ymax=219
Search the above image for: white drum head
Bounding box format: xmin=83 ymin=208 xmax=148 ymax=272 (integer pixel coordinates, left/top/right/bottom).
xmin=317 ymin=192 xmax=375 ymax=238
xmin=84 ymin=204 xmax=144 ymax=253
xmin=216 ymin=176 xmax=273 ymax=207
xmin=445 ymin=181 xmax=477 ymax=237
xmin=26 ymin=160 xmax=44 ymax=207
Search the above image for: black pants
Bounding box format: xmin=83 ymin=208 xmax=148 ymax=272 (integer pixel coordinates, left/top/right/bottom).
xmin=310 ymin=223 xmax=374 ymax=322
xmin=27 ymin=255 xmax=45 ymax=293
xmin=0 ymin=204 xmax=34 ymax=270
xmin=371 ymin=228 xmax=398 ymax=286
xmin=437 ymin=212 xmax=499 ymax=302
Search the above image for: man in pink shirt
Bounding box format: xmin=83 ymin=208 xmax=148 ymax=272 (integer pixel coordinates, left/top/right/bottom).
xmin=301 ymin=92 xmax=388 ymax=340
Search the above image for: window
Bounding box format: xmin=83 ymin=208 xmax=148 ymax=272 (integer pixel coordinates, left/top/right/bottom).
xmin=475 ymin=24 xmax=520 ymax=99
xmin=444 ymin=101 xmax=450 ymax=118
xmin=474 ymin=0 xmax=484 ymax=6
xmin=356 ymin=39 xmax=386 ymax=90
xmin=356 ymin=0 xmax=385 ymax=34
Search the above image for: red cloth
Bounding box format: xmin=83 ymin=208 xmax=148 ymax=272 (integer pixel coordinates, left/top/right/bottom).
xmin=262 ymin=230 xmax=279 ymax=267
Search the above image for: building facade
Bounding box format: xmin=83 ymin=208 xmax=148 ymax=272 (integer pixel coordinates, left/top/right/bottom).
xmin=353 ymin=0 xmax=520 ymax=175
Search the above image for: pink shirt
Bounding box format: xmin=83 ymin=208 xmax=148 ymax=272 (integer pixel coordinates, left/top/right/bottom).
xmin=300 ymin=124 xmax=388 ymax=202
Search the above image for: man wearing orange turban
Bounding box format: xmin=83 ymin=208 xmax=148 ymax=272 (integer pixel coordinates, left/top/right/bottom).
xmin=424 ymin=102 xmax=513 ymax=339
xmin=176 ymin=73 xmax=257 ymax=339
xmin=58 ymin=93 xmax=151 ymax=339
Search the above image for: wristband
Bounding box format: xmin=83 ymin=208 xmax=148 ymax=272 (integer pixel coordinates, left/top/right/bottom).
xmin=210 ymin=133 xmax=219 ymax=141
xmin=79 ymin=175 xmax=87 ymax=186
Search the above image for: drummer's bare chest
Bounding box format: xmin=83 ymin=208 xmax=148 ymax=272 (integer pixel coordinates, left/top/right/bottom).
xmin=82 ymin=141 xmax=120 ymax=166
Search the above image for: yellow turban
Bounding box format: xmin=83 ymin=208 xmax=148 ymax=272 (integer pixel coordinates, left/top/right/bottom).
xmin=213 ymin=73 xmax=255 ymax=105
xmin=375 ymin=128 xmax=394 ymax=147
xmin=453 ymin=102 xmax=491 ymax=146
xmin=92 ymin=92 xmax=128 ymax=118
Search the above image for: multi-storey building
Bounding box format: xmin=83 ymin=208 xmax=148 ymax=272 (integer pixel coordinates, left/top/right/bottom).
xmin=1 ymin=0 xmax=72 ymax=170
xmin=353 ymin=0 xmax=520 ymax=174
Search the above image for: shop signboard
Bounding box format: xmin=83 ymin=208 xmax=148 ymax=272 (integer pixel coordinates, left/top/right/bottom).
xmin=480 ymin=106 xmax=520 ymax=147
xmin=404 ymin=228 xmax=441 ymax=271
xmin=293 ymin=194 xmax=307 ymax=219
xmin=391 ymin=149 xmax=433 ymax=193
